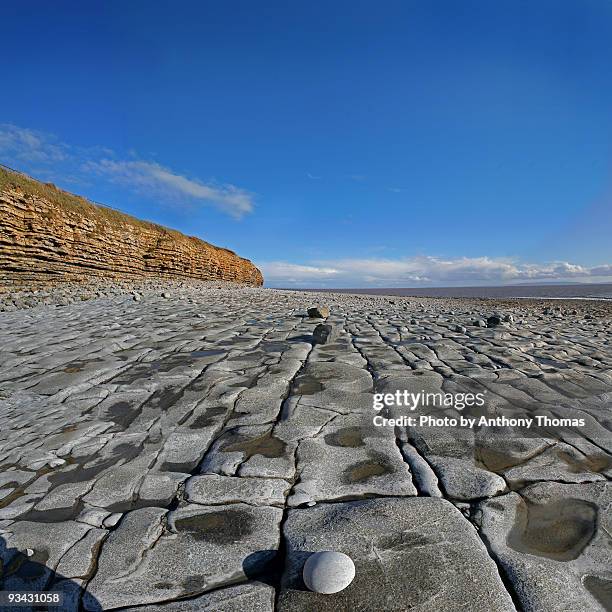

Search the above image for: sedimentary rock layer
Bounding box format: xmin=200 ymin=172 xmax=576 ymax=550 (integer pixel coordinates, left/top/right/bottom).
xmin=0 ymin=168 xmax=263 ymax=287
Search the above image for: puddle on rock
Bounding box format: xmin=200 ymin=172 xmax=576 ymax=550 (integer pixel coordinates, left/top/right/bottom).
xmin=583 ymin=575 xmax=612 ymax=611
xmin=531 ymin=355 xmax=570 ymax=370
xmin=555 ymin=450 xmax=612 ymax=474
xmin=292 ymin=374 xmax=324 ymax=395
xmin=474 ymin=445 xmax=527 ymax=473
xmin=190 ymin=350 xmax=226 ymax=358
xmin=60 ymin=424 xmax=79 ymax=434
xmin=507 ymin=498 xmax=597 ymax=561
xmin=222 ymin=430 xmax=287 ymax=459
xmin=61 ymin=357 xmax=105 ymax=373
xmin=175 ymin=509 xmax=254 ymax=544
xmin=324 ymin=427 xmax=365 ymax=448
xmin=343 ymin=453 xmax=394 ymax=483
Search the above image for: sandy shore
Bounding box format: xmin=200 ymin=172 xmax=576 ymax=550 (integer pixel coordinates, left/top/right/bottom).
xmin=0 ymin=284 xmax=610 ymax=610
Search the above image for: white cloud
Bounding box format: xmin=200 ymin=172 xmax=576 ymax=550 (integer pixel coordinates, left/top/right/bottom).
xmin=258 ymin=256 xmax=612 ymax=287
xmin=84 ymin=159 xmax=254 ymax=218
xmin=0 ymin=124 xmax=254 ymax=219
xmin=0 ymin=124 xmax=68 ymax=164
xmin=260 ymin=262 xmax=340 ymax=284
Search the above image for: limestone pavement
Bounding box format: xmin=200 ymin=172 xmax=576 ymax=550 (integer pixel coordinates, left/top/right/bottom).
xmin=0 ymin=285 xmax=610 ymax=611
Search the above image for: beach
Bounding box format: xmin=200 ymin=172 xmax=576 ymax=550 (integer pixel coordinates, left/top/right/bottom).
xmin=0 ymin=283 xmax=610 ymax=610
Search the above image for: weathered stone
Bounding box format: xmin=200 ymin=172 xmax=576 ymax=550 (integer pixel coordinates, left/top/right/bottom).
xmin=307 ymin=305 xmax=330 ymax=318
xmin=428 ymin=456 xmax=507 ymax=501
xmin=55 ymin=526 xmax=107 ymax=578
xmin=399 ymin=441 xmax=442 ymax=497
xmin=76 ymin=507 xmax=112 ymax=528
xmin=478 ymin=481 xmax=612 ymax=611
xmin=35 ymin=480 xmax=95 ymax=512
xmin=139 ymin=472 xmax=190 ymax=506
xmin=85 ymin=504 xmax=282 ymax=609
xmin=278 ymin=498 xmax=515 ymax=611
xmin=312 ymin=323 xmax=338 ymax=344
xmin=0 ymin=281 xmax=610 ymax=611
xmin=502 ymin=443 xmax=608 ymax=486
xmin=185 ymin=474 xmax=288 ymax=507
xmin=288 ymin=416 xmax=416 ymax=506
xmin=120 ymin=582 xmax=275 ymax=611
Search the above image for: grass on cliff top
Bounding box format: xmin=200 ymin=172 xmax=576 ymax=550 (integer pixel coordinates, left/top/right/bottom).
xmin=0 ymin=165 xmax=236 ymax=254
xmin=0 ymin=165 xmax=169 ymax=231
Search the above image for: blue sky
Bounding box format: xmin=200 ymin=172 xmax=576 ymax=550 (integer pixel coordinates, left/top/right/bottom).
xmin=1 ymin=0 xmax=611 ymax=287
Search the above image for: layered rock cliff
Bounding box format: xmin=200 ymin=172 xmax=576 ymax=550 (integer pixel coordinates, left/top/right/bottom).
xmin=0 ymin=167 xmax=263 ymax=288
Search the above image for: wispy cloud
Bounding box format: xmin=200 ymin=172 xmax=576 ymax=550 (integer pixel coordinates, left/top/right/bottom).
xmin=0 ymin=124 xmax=254 ymax=218
xmin=0 ymin=124 xmax=68 ymax=164
xmin=307 ymin=173 xmax=321 ymax=180
xmin=258 ymin=256 xmax=612 ymax=287
xmin=260 ymin=262 xmax=340 ymax=284
xmin=84 ymin=159 xmax=253 ymax=218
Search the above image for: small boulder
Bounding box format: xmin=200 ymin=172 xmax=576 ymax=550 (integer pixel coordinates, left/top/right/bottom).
xmin=313 ymin=324 xmax=338 ymax=345
xmin=303 ymin=551 xmax=355 ymax=594
xmin=472 ymin=319 xmax=487 ymax=327
xmin=308 ymin=305 xmax=330 ymax=318
xmin=161 ymin=292 xmax=171 ymax=299
xmin=486 ymin=315 xmax=502 ymax=327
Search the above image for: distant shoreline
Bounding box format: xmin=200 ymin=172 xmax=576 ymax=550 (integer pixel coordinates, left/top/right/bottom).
xmin=285 ymin=283 xmax=612 ymax=300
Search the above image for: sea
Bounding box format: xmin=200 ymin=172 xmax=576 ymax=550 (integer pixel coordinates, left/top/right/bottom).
xmin=298 ymin=283 xmax=612 ymax=300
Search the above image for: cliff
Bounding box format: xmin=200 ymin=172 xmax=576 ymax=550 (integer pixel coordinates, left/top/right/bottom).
xmin=0 ymin=166 xmax=263 ymax=288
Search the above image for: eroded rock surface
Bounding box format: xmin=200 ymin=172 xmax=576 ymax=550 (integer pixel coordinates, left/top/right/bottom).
xmin=0 ymin=286 xmax=610 ymax=610
xmin=278 ymin=497 xmax=515 ymax=611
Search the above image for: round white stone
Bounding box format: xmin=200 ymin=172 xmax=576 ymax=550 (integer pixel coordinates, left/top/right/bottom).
xmin=302 ymin=550 xmax=355 ymax=594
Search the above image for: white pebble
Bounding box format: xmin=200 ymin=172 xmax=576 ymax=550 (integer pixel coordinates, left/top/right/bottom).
xmin=303 ymin=550 xmax=355 ymax=594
